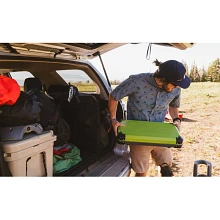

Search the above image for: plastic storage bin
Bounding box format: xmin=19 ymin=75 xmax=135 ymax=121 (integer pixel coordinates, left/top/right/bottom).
xmin=0 ymin=130 xmax=56 ymax=177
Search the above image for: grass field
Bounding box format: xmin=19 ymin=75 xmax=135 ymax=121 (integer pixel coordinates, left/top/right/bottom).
xmin=71 ymin=83 xmax=97 ymax=92
xmin=20 ymin=83 xmax=97 ymax=93
xmin=128 ymin=82 xmax=220 ymax=177
xmin=172 ymin=82 xmax=220 ymax=177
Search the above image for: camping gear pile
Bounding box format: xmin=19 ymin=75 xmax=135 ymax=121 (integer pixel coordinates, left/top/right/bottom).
xmin=0 ymin=76 xmax=81 ymax=176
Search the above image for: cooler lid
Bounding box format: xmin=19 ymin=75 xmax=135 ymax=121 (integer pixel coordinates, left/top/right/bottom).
xmin=0 ymin=131 xmax=56 ymax=153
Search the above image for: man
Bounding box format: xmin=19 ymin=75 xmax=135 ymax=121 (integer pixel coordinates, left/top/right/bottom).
xmin=108 ymin=59 xmax=190 ymax=177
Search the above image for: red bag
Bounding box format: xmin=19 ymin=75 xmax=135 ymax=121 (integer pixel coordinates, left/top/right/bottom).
xmin=0 ymin=76 xmax=20 ymax=106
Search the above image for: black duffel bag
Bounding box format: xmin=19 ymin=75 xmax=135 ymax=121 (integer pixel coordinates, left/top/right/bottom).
xmin=0 ymin=91 xmax=41 ymax=127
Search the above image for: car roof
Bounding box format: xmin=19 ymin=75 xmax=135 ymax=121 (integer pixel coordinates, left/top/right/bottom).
xmin=0 ymin=43 xmax=195 ymax=60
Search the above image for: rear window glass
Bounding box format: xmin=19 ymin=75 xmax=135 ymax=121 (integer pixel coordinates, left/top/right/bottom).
xmin=57 ymin=69 xmax=99 ymax=93
xmin=10 ymin=71 xmax=33 ymax=87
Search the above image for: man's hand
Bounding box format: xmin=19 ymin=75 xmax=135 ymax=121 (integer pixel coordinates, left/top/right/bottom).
xmin=111 ymin=119 xmax=125 ymax=136
xmin=172 ymin=118 xmax=181 ymax=131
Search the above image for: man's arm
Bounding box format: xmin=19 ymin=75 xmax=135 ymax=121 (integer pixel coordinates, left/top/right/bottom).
xmin=169 ymin=106 xmax=181 ymax=131
xmin=168 ymin=106 xmax=179 ymax=119
xmin=108 ymin=93 xmax=125 ymax=136
xmin=108 ymin=93 xmax=118 ymax=121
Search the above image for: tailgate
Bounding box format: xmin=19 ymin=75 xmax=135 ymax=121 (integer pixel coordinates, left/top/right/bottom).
xmin=85 ymin=154 xmax=130 ymax=177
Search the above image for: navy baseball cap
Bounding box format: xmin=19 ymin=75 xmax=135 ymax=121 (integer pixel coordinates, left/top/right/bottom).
xmin=158 ymin=60 xmax=190 ymax=89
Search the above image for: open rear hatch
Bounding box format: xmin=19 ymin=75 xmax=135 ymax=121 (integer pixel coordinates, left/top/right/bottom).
xmin=0 ymin=43 xmax=195 ymax=60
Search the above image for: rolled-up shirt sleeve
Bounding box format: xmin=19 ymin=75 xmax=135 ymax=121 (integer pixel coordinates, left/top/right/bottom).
xmin=169 ymin=88 xmax=181 ymax=108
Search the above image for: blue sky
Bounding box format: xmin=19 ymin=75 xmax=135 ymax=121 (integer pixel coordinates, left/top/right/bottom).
xmin=90 ymin=43 xmax=220 ymax=81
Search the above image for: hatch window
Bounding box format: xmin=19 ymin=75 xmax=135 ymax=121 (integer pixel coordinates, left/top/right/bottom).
xmin=57 ymin=69 xmax=100 ymax=93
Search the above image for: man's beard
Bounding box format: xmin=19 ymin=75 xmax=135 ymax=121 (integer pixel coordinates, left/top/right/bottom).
xmin=162 ymin=83 xmax=173 ymax=93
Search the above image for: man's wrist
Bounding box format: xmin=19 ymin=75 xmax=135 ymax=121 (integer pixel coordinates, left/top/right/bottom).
xmin=111 ymin=118 xmax=117 ymax=123
xmin=173 ymin=117 xmax=181 ymax=123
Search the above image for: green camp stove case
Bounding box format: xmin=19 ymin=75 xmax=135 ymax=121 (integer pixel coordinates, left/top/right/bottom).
xmin=117 ymin=120 xmax=183 ymax=148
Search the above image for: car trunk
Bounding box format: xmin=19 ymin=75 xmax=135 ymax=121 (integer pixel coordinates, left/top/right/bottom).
xmin=0 ymin=55 xmax=129 ymax=177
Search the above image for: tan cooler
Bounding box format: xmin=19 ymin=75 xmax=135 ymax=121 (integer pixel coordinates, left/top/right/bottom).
xmin=0 ymin=131 xmax=56 ymax=177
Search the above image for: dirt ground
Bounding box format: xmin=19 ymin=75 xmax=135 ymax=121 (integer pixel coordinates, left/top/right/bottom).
xmin=128 ymin=82 xmax=220 ymax=177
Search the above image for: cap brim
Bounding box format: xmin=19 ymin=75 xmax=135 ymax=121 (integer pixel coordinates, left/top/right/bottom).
xmin=174 ymin=75 xmax=191 ymax=89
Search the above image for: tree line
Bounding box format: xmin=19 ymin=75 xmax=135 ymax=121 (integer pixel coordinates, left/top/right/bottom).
xmin=110 ymin=58 xmax=220 ymax=84
xmin=182 ymin=58 xmax=220 ymax=82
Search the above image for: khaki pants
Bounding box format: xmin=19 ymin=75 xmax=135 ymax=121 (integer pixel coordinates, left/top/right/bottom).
xmin=130 ymin=145 xmax=172 ymax=173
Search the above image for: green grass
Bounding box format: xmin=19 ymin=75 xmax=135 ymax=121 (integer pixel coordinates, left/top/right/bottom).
xmin=72 ymin=84 xmax=97 ymax=92
xmin=181 ymin=82 xmax=220 ymax=101
xmin=181 ymin=82 xmax=220 ymax=112
xmin=20 ymin=84 xmax=97 ymax=93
